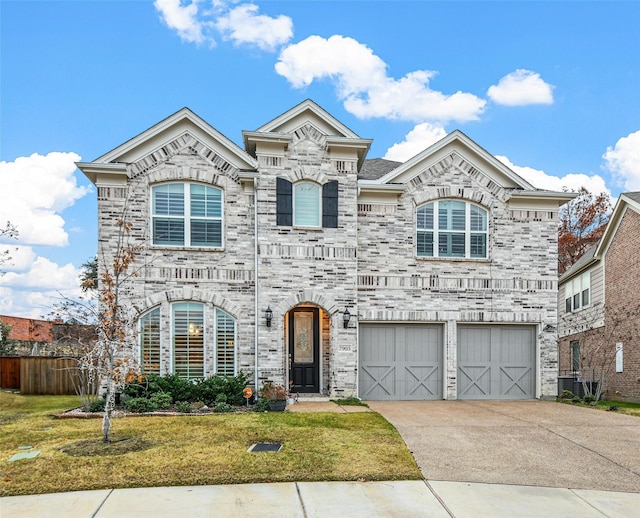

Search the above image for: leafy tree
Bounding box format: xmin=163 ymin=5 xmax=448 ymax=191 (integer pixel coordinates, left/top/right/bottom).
xmin=558 ymin=188 xmax=611 ymax=274
xmin=0 ymin=321 xmax=17 ymax=356
xmin=80 ymin=256 xmax=98 ymax=292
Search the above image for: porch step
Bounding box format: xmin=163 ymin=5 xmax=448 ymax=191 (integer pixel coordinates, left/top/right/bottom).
xmin=293 ymin=395 xmax=331 ymax=403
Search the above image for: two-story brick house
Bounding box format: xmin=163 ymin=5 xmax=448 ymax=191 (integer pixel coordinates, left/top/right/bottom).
xmin=558 ymin=192 xmax=640 ymax=401
xmin=78 ymin=100 xmax=572 ymax=400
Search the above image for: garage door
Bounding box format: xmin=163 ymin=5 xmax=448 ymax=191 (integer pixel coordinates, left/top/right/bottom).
xmin=457 ymin=325 xmax=535 ymax=400
xmin=359 ymin=324 xmax=443 ymax=400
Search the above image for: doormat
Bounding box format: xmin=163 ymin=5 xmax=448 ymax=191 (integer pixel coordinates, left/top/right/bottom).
xmin=248 ymin=443 xmax=282 ymax=453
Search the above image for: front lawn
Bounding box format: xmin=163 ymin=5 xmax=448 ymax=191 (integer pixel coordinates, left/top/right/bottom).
xmin=0 ymin=392 xmax=421 ymax=496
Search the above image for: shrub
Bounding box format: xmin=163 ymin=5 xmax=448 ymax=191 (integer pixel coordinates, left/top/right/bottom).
xmin=122 ymin=374 xmax=163 ymax=399
xmin=155 ymin=374 xmax=199 ymax=403
xmin=559 ymin=390 xmax=574 ymax=400
xmin=125 ymin=397 xmax=158 ymax=413
xmin=88 ymin=398 xmax=106 ymax=413
xmin=583 ymin=394 xmax=597 ymax=404
xmin=150 ymin=391 xmax=172 ymax=410
xmin=175 ymin=401 xmax=193 ymax=413
xmin=213 ymin=402 xmax=235 ymax=413
xmin=252 ymin=398 xmax=270 ymax=412
xmin=197 ymin=372 xmax=249 ymax=406
xmin=260 ymin=382 xmax=287 ymax=401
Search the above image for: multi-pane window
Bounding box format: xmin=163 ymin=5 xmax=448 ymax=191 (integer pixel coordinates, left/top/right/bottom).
xmin=152 ymin=183 xmax=223 ymax=247
xmin=564 ymin=271 xmax=590 ymax=313
xmin=216 ymin=309 xmax=236 ymax=376
xmin=417 ymin=200 xmax=487 ymax=259
xmin=173 ymin=302 xmax=205 ymax=378
xmin=293 ymin=181 xmax=321 ymax=227
xmin=140 ymin=308 xmax=161 ymax=374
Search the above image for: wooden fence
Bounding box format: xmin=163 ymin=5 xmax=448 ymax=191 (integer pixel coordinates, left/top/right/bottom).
xmin=0 ymin=356 xmax=79 ymax=395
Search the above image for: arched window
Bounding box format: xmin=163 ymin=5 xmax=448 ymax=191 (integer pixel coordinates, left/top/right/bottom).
xmin=152 ymin=183 xmax=223 ymax=247
xmin=215 ymin=309 xmax=236 ymax=376
xmin=140 ymin=307 xmax=161 ymax=374
xmin=417 ymin=200 xmax=488 ymax=259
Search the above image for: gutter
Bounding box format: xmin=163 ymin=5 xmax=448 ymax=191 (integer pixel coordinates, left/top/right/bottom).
xmin=253 ymin=177 xmax=259 ymax=394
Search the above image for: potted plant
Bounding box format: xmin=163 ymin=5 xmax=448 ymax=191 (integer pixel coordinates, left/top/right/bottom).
xmin=261 ymin=382 xmax=287 ymax=411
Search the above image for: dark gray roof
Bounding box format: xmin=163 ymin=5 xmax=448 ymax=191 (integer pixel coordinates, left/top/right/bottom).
xmin=358 ymin=158 xmax=402 ymax=180
xmin=624 ymin=191 xmax=640 ymax=203
xmin=559 ymin=243 xmax=598 ymax=283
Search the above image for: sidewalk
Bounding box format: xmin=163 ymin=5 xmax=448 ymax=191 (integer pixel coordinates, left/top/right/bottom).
xmin=3 ymin=480 xmax=639 ymax=517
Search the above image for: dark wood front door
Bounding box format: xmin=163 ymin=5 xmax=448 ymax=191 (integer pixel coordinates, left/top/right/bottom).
xmin=289 ymin=307 xmax=320 ymax=393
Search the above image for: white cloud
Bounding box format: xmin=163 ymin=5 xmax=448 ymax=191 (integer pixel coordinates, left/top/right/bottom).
xmin=215 ymin=3 xmax=293 ymax=51
xmin=602 ymin=130 xmax=640 ymax=191
xmin=276 ymin=35 xmax=486 ymax=123
xmin=0 ymin=152 xmax=88 ymax=247
xmin=154 ymin=1 xmax=293 ymax=50
xmin=495 ymin=155 xmax=612 ymax=196
xmin=154 ymin=0 xmax=210 ymax=44
xmin=487 ymin=69 xmax=554 ymax=106
xmin=0 ymin=258 xmax=82 ymax=319
xmin=384 ymin=123 xmax=447 ymax=162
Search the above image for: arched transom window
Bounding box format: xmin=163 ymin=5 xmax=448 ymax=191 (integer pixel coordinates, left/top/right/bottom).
xmin=416 ymin=200 xmax=488 ymax=259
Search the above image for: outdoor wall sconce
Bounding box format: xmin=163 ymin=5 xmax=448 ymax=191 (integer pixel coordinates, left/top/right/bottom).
xmin=343 ymin=308 xmax=351 ymax=329
xmin=543 ymin=324 xmax=556 ymax=332
xmin=265 ymin=307 xmax=273 ymax=328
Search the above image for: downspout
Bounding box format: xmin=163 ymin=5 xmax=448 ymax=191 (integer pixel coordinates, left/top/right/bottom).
xmin=254 ymin=177 xmax=259 ymax=394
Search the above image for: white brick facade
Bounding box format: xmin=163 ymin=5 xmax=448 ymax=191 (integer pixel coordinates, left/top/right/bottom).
xmin=79 ymin=100 xmax=572 ymax=400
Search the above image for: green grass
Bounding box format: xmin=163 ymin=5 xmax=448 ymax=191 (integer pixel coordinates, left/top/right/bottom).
xmin=558 ymin=397 xmax=640 ymax=417
xmin=0 ymin=392 xmax=421 ymax=497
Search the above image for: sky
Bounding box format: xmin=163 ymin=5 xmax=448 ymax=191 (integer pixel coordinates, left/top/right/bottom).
xmin=1 ymin=0 xmax=639 ymax=318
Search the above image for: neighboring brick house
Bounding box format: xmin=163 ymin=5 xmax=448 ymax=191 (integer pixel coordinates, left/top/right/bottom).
xmin=77 ymin=100 xmax=573 ymax=400
xmin=0 ymin=315 xmax=54 ymax=354
xmin=558 ymin=192 xmax=640 ymax=401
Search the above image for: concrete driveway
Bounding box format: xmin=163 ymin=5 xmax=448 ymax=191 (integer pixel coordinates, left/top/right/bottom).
xmin=368 ymin=400 xmax=640 ymax=493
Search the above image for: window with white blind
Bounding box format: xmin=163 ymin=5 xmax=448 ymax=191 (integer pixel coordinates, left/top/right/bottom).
xmin=140 ymin=308 xmax=161 ymax=374
xmin=417 ymin=200 xmax=487 ymax=259
xmin=173 ymin=303 xmax=205 ymax=378
xmin=216 ymin=309 xmax=236 ymax=376
xmin=293 ymin=181 xmax=321 ymax=227
xmin=152 ymin=183 xmax=223 ymax=247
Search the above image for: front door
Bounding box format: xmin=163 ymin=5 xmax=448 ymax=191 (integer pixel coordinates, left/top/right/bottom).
xmin=289 ymin=307 xmax=320 ymax=393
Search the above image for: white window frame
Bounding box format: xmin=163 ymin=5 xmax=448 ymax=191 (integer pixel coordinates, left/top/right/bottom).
xmin=564 ymin=271 xmax=591 ymax=313
xmin=151 ymin=182 xmax=224 ymax=248
xmin=139 ymin=307 xmax=162 ymax=375
xmin=215 ymin=308 xmax=237 ymax=376
xmin=416 ymin=200 xmax=488 ymax=259
xmin=293 ymin=180 xmax=322 ymax=228
xmin=171 ymin=302 xmax=206 ymax=379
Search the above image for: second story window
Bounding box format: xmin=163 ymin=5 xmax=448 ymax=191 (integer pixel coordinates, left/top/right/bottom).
xmin=294 ymin=181 xmax=321 ymax=227
xmin=152 ymin=183 xmax=223 ymax=247
xmin=416 ymin=200 xmax=488 ymax=259
xmin=565 ymin=271 xmax=590 ymax=313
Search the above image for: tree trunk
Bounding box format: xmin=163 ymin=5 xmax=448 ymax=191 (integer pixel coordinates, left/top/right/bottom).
xmin=102 ymin=378 xmax=116 ymax=443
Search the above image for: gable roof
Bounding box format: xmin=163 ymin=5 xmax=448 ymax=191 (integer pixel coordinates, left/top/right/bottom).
xmin=560 ymin=192 xmax=640 ymax=284
xmin=78 ymin=108 xmax=258 ymax=184
xmin=254 ymin=99 xmax=360 ymax=138
xmin=359 ymin=158 xmax=402 ymax=180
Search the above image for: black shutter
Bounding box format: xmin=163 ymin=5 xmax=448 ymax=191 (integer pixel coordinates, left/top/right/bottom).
xmin=322 ymin=181 xmax=339 ymax=228
xmin=276 ymin=178 xmax=292 ymax=226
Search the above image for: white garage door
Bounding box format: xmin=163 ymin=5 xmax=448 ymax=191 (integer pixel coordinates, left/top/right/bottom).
xmin=457 ymin=325 xmax=536 ymax=400
xmin=359 ymin=324 xmax=443 ymax=400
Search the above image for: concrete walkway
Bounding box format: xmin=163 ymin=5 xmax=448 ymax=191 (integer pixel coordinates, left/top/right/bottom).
xmin=3 ymin=480 xmax=640 ymax=517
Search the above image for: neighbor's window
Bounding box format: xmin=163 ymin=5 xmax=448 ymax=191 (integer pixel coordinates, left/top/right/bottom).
xmin=565 ymin=271 xmax=590 ymax=313
xmin=173 ymin=302 xmax=205 ymax=378
xmin=293 ymin=181 xmax=321 ymax=227
xmin=571 ymin=341 xmax=580 ymax=372
xmin=417 ymin=200 xmax=487 ymax=259
xmin=140 ymin=307 xmax=161 ymax=374
xmin=152 ymin=183 xmax=223 ymax=247
xmin=216 ymin=309 xmax=236 ymax=376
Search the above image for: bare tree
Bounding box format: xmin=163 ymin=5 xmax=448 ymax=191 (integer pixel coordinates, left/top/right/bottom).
xmin=0 ymin=221 xmax=18 ymax=273
xmin=564 ymin=303 xmax=640 ymax=401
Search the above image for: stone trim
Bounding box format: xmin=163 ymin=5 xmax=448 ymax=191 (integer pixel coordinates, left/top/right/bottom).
xmin=359 ymin=310 xmax=543 ymax=323
xmin=358 ymin=275 xmax=556 ymax=291
xmin=259 ymin=244 xmax=357 ymax=260
xmin=136 ymin=287 xmax=241 ymax=319
xmin=277 ymin=290 xmax=340 ymax=315
xmin=129 ymin=132 xmax=240 ymax=183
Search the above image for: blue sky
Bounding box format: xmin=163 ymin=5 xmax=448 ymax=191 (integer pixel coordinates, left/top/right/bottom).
xmin=1 ymin=0 xmax=639 ymax=318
